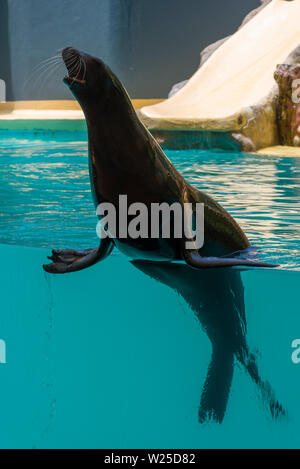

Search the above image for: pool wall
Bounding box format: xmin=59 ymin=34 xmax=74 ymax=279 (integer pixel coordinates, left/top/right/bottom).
xmin=0 ymin=0 xmax=260 ymax=100
xmin=1 ymin=243 xmax=300 ymax=448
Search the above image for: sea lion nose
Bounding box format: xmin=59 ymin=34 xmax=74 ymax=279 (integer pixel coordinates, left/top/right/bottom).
xmin=62 ymin=47 xmax=81 ymax=75
xmin=62 ymin=47 xmax=80 ymax=63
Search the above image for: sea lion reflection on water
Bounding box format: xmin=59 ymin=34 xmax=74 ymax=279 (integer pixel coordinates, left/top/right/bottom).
xmin=43 ymin=48 xmax=284 ymax=422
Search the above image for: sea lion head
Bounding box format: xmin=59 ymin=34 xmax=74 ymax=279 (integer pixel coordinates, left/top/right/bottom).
xmin=62 ymin=47 xmax=127 ymax=111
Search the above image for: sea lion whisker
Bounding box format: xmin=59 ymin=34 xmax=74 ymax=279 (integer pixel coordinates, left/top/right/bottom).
xmin=34 ymin=61 xmax=63 ymax=97
xmin=77 ymin=57 xmax=87 ymax=83
xmin=82 ymin=56 xmax=87 ymax=82
xmin=22 ymin=57 xmax=63 ymax=89
xmin=45 ymin=61 xmax=64 ymax=83
xmin=34 ymin=60 xmax=63 ymax=78
xmin=31 ymin=55 xmax=62 ymax=73
xmin=64 ymin=58 xmax=79 ymax=76
xmin=28 ymin=58 xmax=63 ymax=81
xmin=66 ymin=58 xmax=86 ymax=84
xmin=64 ymin=55 xmax=78 ymax=69
xmin=29 ymin=63 xmax=58 ymax=91
xmin=34 ymin=54 xmax=62 ymax=66
xmin=71 ymin=59 xmax=81 ymax=75
xmin=73 ymin=58 xmax=84 ymax=82
xmin=64 ymin=51 xmax=80 ymax=66
xmin=68 ymin=63 xmax=81 ymax=81
xmin=35 ymin=59 xmax=63 ymax=79
xmin=65 ymin=57 xmax=81 ymax=78
xmin=63 ymin=51 xmax=79 ymax=67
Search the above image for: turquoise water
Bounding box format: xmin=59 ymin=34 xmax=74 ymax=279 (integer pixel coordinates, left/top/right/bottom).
xmin=0 ymin=130 xmax=300 ymax=449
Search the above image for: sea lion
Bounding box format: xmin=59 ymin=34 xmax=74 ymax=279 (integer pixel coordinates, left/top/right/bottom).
xmin=42 ymin=48 xmax=283 ymax=423
xmin=43 ymin=47 xmax=277 ymax=274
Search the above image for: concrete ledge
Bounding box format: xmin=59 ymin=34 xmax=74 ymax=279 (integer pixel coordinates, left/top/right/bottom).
xmin=0 ymin=99 xmax=163 ymax=132
xmin=0 ymin=100 xmax=81 ymax=112
xmin=255 ymin=145 xmax=300 ymax=157
xmin=0 ymin=99 xmax=163 ymax=115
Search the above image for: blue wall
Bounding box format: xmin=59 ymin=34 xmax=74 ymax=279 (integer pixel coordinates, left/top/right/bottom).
xmin=0 ymin=0 xmax=260 ymax=100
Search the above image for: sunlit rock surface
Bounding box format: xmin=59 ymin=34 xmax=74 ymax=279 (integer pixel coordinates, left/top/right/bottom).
xmin=274 ymin=64 xmax=300 ymax=147
xmin=168 ymin=0 xmax=272 ymax=99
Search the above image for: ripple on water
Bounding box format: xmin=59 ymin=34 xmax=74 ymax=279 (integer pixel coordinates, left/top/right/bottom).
xmin=0 ymin=132 xmax=299 ymax=270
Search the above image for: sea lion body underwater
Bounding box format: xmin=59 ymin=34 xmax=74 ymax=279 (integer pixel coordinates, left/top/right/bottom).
xmin=132 ymin=259 xmax=285 ymax=422
xmin=44 ymin=47 xmax=277 ymax=274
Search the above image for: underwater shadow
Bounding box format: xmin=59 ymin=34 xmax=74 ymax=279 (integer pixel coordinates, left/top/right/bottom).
xmin=132 ymin=260 xmax=286 ymax=424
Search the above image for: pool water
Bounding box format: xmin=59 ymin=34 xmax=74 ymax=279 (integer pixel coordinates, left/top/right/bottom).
xmin=0 ymin=130 xmax=300 ymax=449
xmin=0 ymin=131 xmax=299 ymax=269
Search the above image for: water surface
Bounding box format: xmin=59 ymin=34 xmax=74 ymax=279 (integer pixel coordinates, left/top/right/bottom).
xmin=0 ymin=130 xmax=299 ymax=269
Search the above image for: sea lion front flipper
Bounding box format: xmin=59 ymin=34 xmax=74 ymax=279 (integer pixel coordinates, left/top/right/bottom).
xmin=43 ymin=237 xmax=114 ymax=274
xmin=183 ymin=250 xmax=278 ymax=269
xmin=48 ymin=248 xmax=98 ymax=264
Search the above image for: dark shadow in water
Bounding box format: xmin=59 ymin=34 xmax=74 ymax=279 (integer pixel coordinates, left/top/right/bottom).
xmin=132 ymin=260 xmax=286 ymax=423
xmin=0 ymin=0 xmax=13 ymax=100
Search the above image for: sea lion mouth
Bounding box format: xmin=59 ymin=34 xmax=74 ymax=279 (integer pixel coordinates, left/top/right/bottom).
xmin=62 ymin=47 xmax=86 ymax=85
